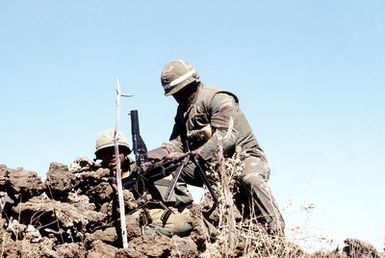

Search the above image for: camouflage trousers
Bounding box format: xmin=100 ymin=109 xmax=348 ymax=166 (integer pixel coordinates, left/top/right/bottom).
xmin=236 ymin=156 xmax=285 ymax=236
xmin=132 ymin=176 xmax=194 ymax=237
xmin=152 ymin=175 xmax=194 ymax=210
xmin=179 ymin=155 xmax=285 ymax=236
xmin=142 ymin=207 xmax=194 ymax=237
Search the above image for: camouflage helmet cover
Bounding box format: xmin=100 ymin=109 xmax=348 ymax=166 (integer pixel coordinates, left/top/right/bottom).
xmin=161 ymin=59 xmax=199 ymax=96
xmin=95 ymin=128 xmax=131 ymax=158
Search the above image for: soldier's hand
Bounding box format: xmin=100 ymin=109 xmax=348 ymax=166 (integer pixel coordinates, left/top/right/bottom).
xmin=166 ymin=152 xmax=186 ymax=161
xmin=147 ymin=147 xmax=169 ymax=161
xmin=166 ymin=151 xmax=198 ymax=162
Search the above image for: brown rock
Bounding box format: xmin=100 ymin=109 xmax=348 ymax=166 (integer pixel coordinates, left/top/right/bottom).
xmin=3 ymin=237 xmax=57 ymax=258
xmin=189 ymin=204 xmax=211 ymax=251
xmin=13 ymin=196 xmax=107 ymax=237
xmin=8 ymin=166 xmax=45 ymax=201
xmin=69 ymin=156 xmax=100 ymax=173
xmin=123 ymin=235 xmax=172 ymax=257
xmin=115 ymin=250 xmax=146 ymax=258
xmin=170 ymin=235 xmax=199 ymax=257
xmin=124 ymin=189 xmax=139 ymax=211
xmin=54 ymin=242 xmax=87 ymax=258
xmin=343 ymin=238 xmax=381 ymax=258
xmin=0 ymin=216 xmax=14 ymax=253
xmin=6 ymin=219 xmax=27 ymax=240
xmin=85 ymin=227 xmax=118 ymax=246
xmin=99 ymin=201 xmax=114 ymax=217
xmin=200 ymin=192 xmax=220 ymax=223
xmin=45 ymin=162 xmax=77 ymax=199
xmin=85 ymin=181 xmax=114 ymax=203
xmin=87 ymin=240 xmax=118 ymax=258
xmin=65 ymin=192 xmax=97 ymax=211
xmin=80 ymin=168 xmax=112 ymax=182
xmin=125 ymin=212 xmax=142 ymax=240
xmin=0 ymin=164 xmax=9 ymax=190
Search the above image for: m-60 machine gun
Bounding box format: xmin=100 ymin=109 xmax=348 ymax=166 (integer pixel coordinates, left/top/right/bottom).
xmin=124 ymin=110 xmax=218 ymax=209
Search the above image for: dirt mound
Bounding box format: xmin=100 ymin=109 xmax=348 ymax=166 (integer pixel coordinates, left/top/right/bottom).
xmin=0 ymin=161 xmax=203 ymax=257
xmin=0 ymin=162 xmax=383 ymax=257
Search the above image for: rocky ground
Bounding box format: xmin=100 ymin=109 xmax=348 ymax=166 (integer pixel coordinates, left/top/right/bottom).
xmin=0 ymin=160 xmax=383 ymax=258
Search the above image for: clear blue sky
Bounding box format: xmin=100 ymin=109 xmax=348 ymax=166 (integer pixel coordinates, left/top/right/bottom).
xmin=1 ymin=0 xmax=384 ymax=252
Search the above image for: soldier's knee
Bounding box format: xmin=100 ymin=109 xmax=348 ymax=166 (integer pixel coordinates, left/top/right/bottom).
xmin=241 ymin=173 xmax=266 ymax=189
xmin=242 ymin=155 xmax=270 ymax=175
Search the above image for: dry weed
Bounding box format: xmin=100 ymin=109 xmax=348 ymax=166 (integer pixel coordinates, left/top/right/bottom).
xmin=202 ymin=137 xmax=304 ymax=257
xmin=201 ymin=142 xmax=385 ymax=257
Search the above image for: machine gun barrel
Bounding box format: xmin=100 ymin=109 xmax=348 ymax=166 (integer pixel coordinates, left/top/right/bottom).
xmin=130 ymin=110 xmax=148 ymax=166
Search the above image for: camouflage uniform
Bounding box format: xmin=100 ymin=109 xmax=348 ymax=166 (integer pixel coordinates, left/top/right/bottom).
xmin=127 ymin=164 xmax=195 ymax=237
xmin=95 ymin=128 xmax=194 ymax=237
xmin=143 ymin=207 xmax=194 ymax=237
xmin=128 ymin=173 xmax=194 ymax=237
xmin=161 ymin=83 xmax=285 ymax=235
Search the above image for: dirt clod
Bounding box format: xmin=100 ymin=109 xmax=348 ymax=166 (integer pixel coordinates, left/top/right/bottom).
xmin=343 ymin=238 xmax=381 ymax=258
xmin=85 ymin=226 xmax=118 ymax=246
xmin=125 ymin=235 xmax=172 ymax=257
xmin=13 ymin=196 xmax=106 ymax=236
xmin=45 ymin=162 xmax=77 ymax=199
xmin=7 ymin=166 xmax=45 ymax=202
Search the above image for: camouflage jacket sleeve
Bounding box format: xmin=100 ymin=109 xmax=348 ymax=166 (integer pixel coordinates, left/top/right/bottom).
xmin=195 ymin=92 xmax=238 ymax=161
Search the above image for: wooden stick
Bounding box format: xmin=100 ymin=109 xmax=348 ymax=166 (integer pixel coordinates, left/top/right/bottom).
xmin=114 ymin=79 xmax=128 ymax=249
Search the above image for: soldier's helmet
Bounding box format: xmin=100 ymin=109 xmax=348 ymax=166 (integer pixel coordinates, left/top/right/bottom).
xmin=161 ymin=59 xmax=200 ymax=96
xmin=95 ymin=128 xmax=131 ymax=159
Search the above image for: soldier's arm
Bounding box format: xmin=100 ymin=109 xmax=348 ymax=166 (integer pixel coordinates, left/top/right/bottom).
xmin=195 ymin=93 xmax=238 ymax=161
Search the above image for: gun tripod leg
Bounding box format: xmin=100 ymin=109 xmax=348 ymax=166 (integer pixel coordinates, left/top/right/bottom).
xmin=192 ymin=157 xmax=219 ymax=214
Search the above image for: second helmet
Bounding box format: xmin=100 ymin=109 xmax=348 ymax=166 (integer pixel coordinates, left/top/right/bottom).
xmin=95 ymin=128 xmax=131 ymax=158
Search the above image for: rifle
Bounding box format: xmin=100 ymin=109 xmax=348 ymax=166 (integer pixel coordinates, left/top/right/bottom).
xmin=128 ymin=109 xmax=176 ymax=180
xmin=130 ymin=110 xmax=148 ymax=167
xmin=161 ymin=151 xmax=219 ymax=212
xmin=126 ymin=109 xmax=218 ymax=210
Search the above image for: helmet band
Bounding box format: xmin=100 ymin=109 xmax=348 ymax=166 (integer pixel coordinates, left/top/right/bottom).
xmin=163 ymin=69 xmax=196 ymax=90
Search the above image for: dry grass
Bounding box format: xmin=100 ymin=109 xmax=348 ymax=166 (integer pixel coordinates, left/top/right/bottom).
xmin=200 ymin=147 xmax=304 ymax=257
xmin=199 ymin=146 xmax=385 ymax=257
